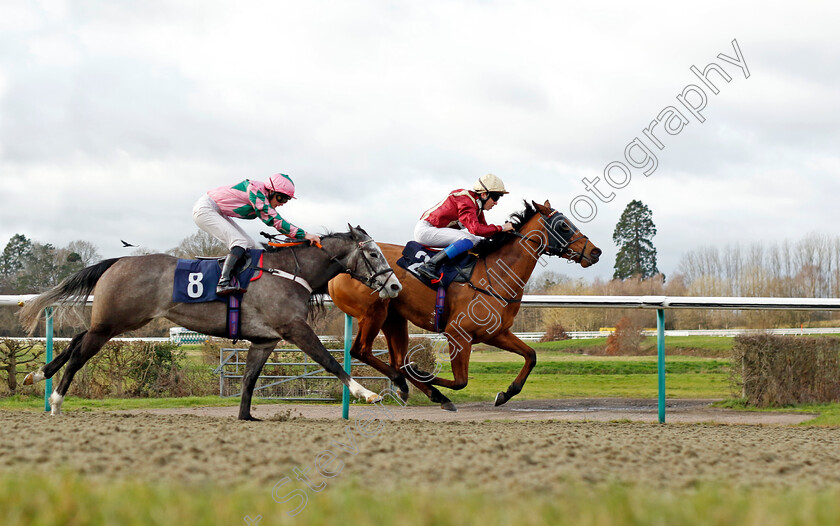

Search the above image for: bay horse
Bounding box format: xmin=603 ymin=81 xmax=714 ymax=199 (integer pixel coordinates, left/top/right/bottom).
xmin=20 ymin=226 xmax=402 ymax=420
xmin=328 ymin=201 xmax=600 ymax=410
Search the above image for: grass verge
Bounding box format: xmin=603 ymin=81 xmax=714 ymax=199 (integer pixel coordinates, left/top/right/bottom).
xmin=2 ymin=472 xmax=840 ymax=526
xmin=715 ymin=399 xmax=840 ymax=426
xmin=442 ymin=373 xmax=731 ymax=402
xmin=469 ymin=359 xmax=729 ymax=375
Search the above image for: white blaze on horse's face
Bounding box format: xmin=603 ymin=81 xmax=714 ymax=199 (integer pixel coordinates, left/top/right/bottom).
xmin=371 ymin=242 xmax=402 ymax=299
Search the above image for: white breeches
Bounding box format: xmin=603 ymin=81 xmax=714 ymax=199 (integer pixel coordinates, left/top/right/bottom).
xmin=413 ymin=220 xmax=482 ymax=248
xmin=192 ymin=194 xmax=257 ymax=250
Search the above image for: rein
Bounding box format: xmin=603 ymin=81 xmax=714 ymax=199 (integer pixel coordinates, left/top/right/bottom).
xmin=466 ymin=281 xmax=523 ymax=304
xmin=267 ymin=239 xmax=325 ymax=249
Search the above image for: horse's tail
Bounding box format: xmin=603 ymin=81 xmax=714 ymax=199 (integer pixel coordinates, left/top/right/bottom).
xmin=19 ymin=258 xmax=123 ymax=335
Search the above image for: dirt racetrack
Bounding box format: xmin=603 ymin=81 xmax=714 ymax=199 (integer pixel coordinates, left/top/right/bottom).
xmin=2 ymin=399 xmax=839 ymax=492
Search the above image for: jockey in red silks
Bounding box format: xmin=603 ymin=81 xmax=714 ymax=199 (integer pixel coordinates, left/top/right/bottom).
xmin=413 ymin=173 xmax=514 ymax=281
xmin=192 ymin=173 xmax=321 ymax=295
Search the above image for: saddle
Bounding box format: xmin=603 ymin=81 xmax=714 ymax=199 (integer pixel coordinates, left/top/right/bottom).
xmin=396 ymin=242 xmax=479 ymax=333
xmin=397 ymin=242 xmax=478 ymax=290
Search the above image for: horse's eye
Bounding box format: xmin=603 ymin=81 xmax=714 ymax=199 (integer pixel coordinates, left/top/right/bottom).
xmin=368 ymin=251 xmax=379 ymax=259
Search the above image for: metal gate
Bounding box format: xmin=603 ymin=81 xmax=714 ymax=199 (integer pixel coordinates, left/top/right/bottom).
xmin=214 ymin=347 xmax=393 ymax=400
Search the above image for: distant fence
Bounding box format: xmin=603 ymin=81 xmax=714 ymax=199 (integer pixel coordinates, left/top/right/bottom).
xmin=6 ymin=293 xmax=840 ymax=422
xmin=214 ymin=347 xmax=392 ymax=400
xmin=168 ymin=327 xmax=840 ymax=345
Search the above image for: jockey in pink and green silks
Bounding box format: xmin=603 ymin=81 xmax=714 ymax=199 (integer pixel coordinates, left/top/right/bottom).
xmin=213 ymin=178 xmax=306 ymax=239
xmin=192 ymin=172 xmax=321 ymax=295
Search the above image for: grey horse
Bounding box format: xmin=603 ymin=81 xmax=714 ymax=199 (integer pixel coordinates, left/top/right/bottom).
xmin=20 ymin=225 xmax=402 ymax=420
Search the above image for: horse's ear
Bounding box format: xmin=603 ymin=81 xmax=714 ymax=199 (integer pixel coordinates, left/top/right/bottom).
xmin=532 ymin=200 xmax=552 ymax=215
xmin=347 ymin=223 xmax=358 ymax=239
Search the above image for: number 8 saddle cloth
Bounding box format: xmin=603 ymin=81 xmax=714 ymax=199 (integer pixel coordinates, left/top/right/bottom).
xmin=172 ymin=249 xmax=263 ymax=303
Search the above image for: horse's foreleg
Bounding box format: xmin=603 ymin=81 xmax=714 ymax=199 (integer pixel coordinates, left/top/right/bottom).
xmin=238 ymin=341 xmax=277 ymax=421
xmin=285 ymin=319 xmax=382 ymax=404
xmin=483 ymin=330 xmax=536 ymax=406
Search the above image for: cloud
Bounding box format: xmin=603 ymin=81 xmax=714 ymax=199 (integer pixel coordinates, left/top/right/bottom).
xmin=0 ymin=1 xmax=839 ymax=283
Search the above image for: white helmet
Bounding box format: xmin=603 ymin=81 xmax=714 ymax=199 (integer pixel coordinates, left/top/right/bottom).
xmin=473 ymin=173 xmax=509 ymax=195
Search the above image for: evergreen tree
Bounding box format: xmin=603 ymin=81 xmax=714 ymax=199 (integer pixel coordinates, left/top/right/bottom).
xmin=1 ymin=234 xmax=33 ymax=279
xmin=612 ymin=200 xmax=659 ymax=279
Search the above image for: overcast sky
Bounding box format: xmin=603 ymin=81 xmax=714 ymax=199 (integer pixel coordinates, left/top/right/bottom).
xmin=1 ymin=1 xmax=838 ymax=282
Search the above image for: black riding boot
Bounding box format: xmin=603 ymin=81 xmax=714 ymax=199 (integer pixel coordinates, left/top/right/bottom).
xmin=217 ymin=246 xmax=246 ymax=296
xmin=416 ymin=250 xmax=449 ymax=281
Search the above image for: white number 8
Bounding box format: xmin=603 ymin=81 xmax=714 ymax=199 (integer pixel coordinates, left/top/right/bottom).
xmin=187 ymin=272 xmax=204 ymax=298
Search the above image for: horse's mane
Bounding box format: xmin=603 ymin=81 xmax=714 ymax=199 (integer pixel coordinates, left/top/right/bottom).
xmin=473 ymin=201 xmax=538 ymax=258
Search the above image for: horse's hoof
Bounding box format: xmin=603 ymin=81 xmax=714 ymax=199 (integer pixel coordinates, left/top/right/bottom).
xmin=394 ymin=377 xmax=410 ymax=394
xmin=494 ymin=392 xmax=507 ymax=406
xmin=24 ymin=371 xmax=43 ymax=385
xmin=365 ymin=393 xmax=383 ymax=404
xmin=398 ymin=390 xmax=410 ymax=403
xmin=240 ymin=414 xmax=262 ymax=422
xmin=441 ymin=401 xmax=457 ymax=412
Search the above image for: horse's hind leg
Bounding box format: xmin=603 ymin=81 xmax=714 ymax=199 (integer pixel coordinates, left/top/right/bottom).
xmin=24 ymin=331 xmax=87 ymax=386
xmin=49 ymin=330 xmax=113 ymax=415
xmin=383 ymin=314 xmax=455 ymax=410
xmin=350 ymin=305 xmax=411 ymax=399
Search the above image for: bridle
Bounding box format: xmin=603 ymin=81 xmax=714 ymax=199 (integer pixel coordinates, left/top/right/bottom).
xmin=464 ymin=208 xmax=596 ymax=304
xmin=321 ymin=238 xmax=396 ymax=293
xmin=511 ymin=209 xmax=596 ymax=265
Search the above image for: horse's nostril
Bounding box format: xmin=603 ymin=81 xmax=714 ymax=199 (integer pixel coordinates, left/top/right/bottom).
xmin=390 ymin=283 xmax=401 ymax=291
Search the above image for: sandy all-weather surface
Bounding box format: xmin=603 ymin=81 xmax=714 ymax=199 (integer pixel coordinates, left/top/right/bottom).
xmin=2 ymin=398 xmax=840 ymax=491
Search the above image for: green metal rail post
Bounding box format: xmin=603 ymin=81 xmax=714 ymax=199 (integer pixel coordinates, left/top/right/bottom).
xmin=341 ymin=314 xmax=352 ymax=420
xmin=44 ymin=307 xmax=53 ymax=412
xmin=657 ymin=308 xmax=665 ymax=423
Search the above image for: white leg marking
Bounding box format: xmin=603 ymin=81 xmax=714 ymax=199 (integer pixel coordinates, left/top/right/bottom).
xmin=348 ymin=379 xmax=383 ymax=404
xmin=49 ymin=391 xmax=64 ymax=416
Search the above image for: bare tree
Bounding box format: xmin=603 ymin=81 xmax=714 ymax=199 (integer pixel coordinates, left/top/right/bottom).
xmin=66 ymin=240 xmax=102 ymax=266
xmin=0 ymin=338 xmax=44 ymax=393
xmin=168 ymin=230 xmax=227 ymax=259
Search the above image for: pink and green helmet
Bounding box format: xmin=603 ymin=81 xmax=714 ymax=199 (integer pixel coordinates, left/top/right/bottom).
xmin=266 ymin=173 xmax=296 ymax=198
